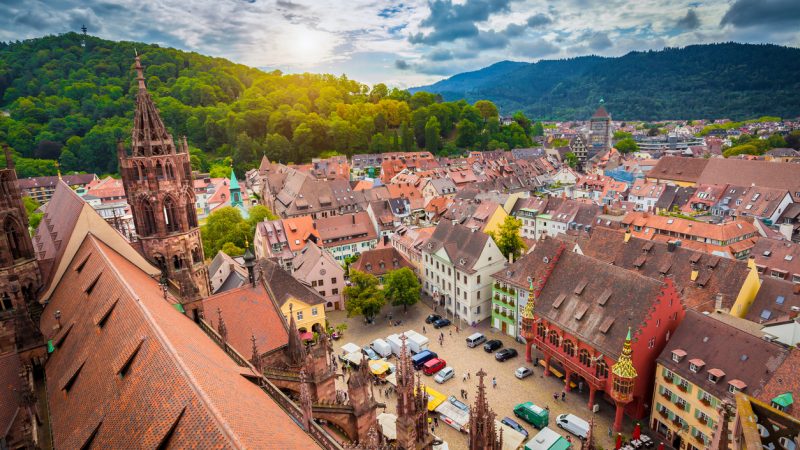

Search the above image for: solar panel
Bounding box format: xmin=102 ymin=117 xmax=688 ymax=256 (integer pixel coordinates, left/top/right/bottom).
xmin=776 ymin=296 xmax=785 ymax=305
xmin=760 ymin=309 xmax=772 ymax=320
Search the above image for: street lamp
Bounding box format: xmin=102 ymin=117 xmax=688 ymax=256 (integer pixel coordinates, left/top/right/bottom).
xmin=54 ymin=310 xmax=62 ymax=328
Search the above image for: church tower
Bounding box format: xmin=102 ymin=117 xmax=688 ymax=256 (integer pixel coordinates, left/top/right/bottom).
xmin=0 ymin=145 xmax=43 ymax=355
xmin=118 ymin=56 xmax=210 ymax=310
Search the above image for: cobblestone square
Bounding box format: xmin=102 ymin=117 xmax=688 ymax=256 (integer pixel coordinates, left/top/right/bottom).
xmin=328 ymin=300 xmax=640 ymax=449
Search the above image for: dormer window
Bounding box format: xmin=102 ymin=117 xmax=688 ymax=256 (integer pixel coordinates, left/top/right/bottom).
xmin=708 ymin=368 xmax=725 ymax=383
xmin=671 ymin=349 xmax=686 ymax=363
xmin=688 ymin=359 xmax=705 ymax=373
xmin=728 ymin=379 xmax=746 ymax=394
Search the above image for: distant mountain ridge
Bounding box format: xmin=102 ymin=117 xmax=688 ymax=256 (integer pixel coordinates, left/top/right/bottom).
xmin=411 ymin=43 xmax=800 ymax=121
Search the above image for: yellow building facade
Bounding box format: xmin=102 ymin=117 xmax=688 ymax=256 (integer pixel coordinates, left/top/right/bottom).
xmin=282 ymin=297 xmax=326 ymax=333
xmin=651 ymin=363 xmax=719 ymax=450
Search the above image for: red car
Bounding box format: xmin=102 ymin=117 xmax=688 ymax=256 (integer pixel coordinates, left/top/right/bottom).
xmin=423 ymin=358 xmax=447 ymax=375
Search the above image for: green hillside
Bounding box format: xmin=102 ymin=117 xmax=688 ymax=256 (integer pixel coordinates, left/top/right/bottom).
xmin=0 ymin=33 xmax=531 ymax=177
xmin=412 ymin=43 xmax=800 ymax=121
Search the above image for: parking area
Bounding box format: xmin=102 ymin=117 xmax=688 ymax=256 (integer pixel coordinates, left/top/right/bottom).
xmin=328 ymin=301 xmax=636 ymax=449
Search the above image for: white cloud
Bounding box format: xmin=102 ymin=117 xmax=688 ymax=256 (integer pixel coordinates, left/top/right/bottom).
xmin=0 ymin=0 xmax=796 ymax=86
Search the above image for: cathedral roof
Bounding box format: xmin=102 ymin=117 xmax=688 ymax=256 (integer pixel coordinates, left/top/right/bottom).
xmin=41 ymin=235 xmax=320 ymax=449
xmin=33 ymin=181 xmax=158 ymax=301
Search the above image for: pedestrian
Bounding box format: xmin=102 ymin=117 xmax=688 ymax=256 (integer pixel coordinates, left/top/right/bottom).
xmin=434 ymin=416 xmax=439 ymax=427
xmin=456 ymin=325 xmax=459 ymax=333
xmin=467 ymin=371 xmax=471 ymax=380
xmin=422 ymin=325 xmax=426 ymax=334
xmin=463 ymin=373 xmax=467 ymax=382
xmin=561 ymin=391 xmax=566 ymax=401
xmin=553 ymin=392 xmax=559 ymax=401
xmin=449 ymin=329 xmax=452 ymax=337
xmin=440 ymin=332 xmax=444 ymax=340
xmin=492 ymin=377 xmax=497 ymax=389
xmin=607 ymin=426 xmax=613 ymax=438
xmin=431 ymin=425 xmax=435 ymax=434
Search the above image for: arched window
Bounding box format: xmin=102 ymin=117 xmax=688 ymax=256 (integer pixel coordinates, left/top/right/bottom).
xmin=191 ymin=247 xmax=201 ymax=265
xmin=4 ymin=217 xmax=25 ymax=260
xmin=139 ymin=199 xmax=156 ymax=236
xmin=579 ymin=349 xmax=591 ymax=367
xmin=537 ymin=323 xmax=546 ymax=339
xmin=155 ymin=161 xmax=165 ymax=180
xmin=562 ymin=339 xmax=575 ymax=357
xmin=153 ymin=254 xmax=166 ymax=271
xmin=134 ymin=162 xmax=145 ymax=181
xmin=173 ymin=255 xmax=183 ymax=270
xmin=548 ymin=330 xmax=560 ymax=346
xmin=165 ymin=163 xmax=175 ymax=180
xmin=1 ymin=293 xmax=13 ymax=311
xmin=186 ymin=195 xmax=198 ymax=228
xmin=163 ymin=197 xmax=179 ymax=233
xmin=596 ymin=360 xmax=609 ymax=379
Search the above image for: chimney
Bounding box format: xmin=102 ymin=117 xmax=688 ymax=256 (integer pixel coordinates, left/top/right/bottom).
xmin=667 ymin=241 xmax=676 ymax=252
xmin=312 ymin=221 xmax=316 ymax=229
xmin=715 ymin=293 xmax=724 ymax=311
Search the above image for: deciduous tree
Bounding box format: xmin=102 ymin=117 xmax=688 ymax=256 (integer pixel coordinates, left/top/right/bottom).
xmin=383 ymin=267 xmax=421 ymax=312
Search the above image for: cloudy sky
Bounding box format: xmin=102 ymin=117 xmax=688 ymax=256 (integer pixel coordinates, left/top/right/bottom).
xmin=1 ymin=0 xmax=799 ymax=87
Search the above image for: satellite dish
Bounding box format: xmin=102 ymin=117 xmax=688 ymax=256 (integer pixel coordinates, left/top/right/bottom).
xmin=543 ymin=256 xmax=549 ymax=264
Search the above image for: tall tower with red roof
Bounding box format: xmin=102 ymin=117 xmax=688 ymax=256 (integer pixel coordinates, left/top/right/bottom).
xmin=118 ymin=55 xmax=209 ymax=311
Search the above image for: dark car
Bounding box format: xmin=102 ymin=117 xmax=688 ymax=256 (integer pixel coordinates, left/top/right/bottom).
xmin=483 ymin=339 xmax=503 ymax=353
xmin=501 ymin=417 xmax=529 ymax=438
xmin=495 ymin=348 xmax=518 ymax=362
xmin=433 ymin=318 xmax=451 ymax=329
xmin=425 ymin=314 xmax=442 ymax=324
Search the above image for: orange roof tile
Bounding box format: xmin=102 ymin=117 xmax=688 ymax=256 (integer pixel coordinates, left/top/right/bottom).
xmin=42 ymin=236 xmax=320 ymax=449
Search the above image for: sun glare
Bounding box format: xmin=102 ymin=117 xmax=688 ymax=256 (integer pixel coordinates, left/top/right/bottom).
xmin=283 ymin=27 xmax=335 ymax=66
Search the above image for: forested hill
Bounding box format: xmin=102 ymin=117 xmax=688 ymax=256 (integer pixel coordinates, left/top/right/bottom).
xmin=0 ymin=33 xmax=533 ymax=177
xmin=411 ymin=43 xmax=800 ymax=121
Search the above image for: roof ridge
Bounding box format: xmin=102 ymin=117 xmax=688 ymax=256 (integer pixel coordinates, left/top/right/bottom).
xmin=88 ymin=236 xmax=246 ymax=449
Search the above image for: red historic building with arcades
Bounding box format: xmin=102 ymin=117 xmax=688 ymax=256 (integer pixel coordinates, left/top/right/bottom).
xmin=520 ymin=246 xmax=685 ymax=431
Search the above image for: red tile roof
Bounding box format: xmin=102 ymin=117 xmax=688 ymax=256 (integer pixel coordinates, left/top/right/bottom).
xmin=202 ymin=283 xmax=289 ymax=356
xmin=0 ymin=353 xmax=23 ymax=440
xmin=351 ymin=247 xmax=413 ymax=277
xmin=42 ymin=236 xmax=320 ymax=449
xmin=282 ymin=216 xmax=319 ymax=252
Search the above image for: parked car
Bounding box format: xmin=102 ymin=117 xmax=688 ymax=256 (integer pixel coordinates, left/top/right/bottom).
xmin=513 ymin=402 xmax=549 ymax=429
xmin=483 ymin=339 xmax=503 ymax=352
xmin=425 ymin=314 xmax=442 ymax=324
xmin=362 ymin=346 xmax=379 ymax=361
xmin=433 ymin=318 xmax=451 ymax=329
xmin=423 ymin=358 xmax=447 ymax=376
xmin=515 ymin=366 xmax=534 ymax=379
xmin=556 ymin=414 xmax=589 ymax=439
xmin=495 ymin=348 xmax=518 ymax=362
xmin=501 ymin=417 xmax=529 ymax=438
xmin=466 ymin=332 xmax=486 ymax=348
xmin=434 ymin=366 xmax=455 ymax=383
xmin=411 ymin=350 xmax=438 ymax=370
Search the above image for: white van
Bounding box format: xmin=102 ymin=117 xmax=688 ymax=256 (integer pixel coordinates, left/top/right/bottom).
xmin=555 ymin=414 xmax=589 ymax=439
xmin=466 ymin=333 xmax=487 ymax=348
xmin=371 ymin=338 xmax=392 ymax=358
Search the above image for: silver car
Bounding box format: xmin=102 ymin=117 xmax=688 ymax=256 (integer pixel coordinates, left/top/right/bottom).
xmin=434 ymin=366 xmax=455 ymax=384
xmin=514 ymin=366 xmax=533 ymax=379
